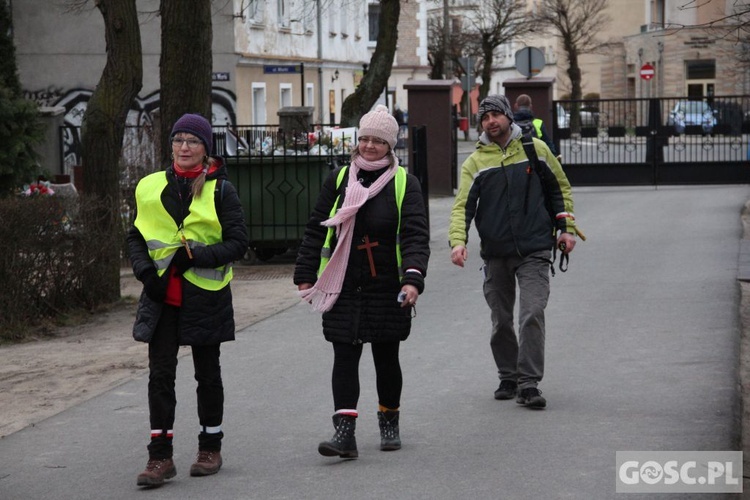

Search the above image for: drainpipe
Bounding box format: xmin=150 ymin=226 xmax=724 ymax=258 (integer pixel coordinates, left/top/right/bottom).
xmin=316 ymin=0 xmax=324 ymax=123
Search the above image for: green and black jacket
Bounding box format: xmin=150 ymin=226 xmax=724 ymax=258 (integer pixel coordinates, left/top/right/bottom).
xmin=449 ymin=124 xmax=577 ymax=260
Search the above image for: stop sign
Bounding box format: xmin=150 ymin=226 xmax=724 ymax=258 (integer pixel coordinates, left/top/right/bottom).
xmin=640 ymin=63 xmax=655 ymax=80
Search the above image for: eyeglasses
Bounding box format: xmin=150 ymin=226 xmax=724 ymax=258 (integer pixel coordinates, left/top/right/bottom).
xmin=171 ymin=137 xmax=204 ymax=149
xmin=357 ymin=137 xmax=388 ymax=146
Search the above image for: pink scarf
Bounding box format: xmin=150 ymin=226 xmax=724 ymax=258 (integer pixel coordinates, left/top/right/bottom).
xmin=299 ymin=151 xmax=398 ymax=312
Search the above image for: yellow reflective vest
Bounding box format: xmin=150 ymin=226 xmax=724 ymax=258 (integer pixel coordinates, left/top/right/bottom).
xmin=133 ymin=172 xmax=232 ymax=291
xmin=318 ymin=165 xmax=407 ymax=277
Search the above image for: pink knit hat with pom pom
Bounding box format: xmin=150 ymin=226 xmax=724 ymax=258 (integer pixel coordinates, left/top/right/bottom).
xmin=358 ymin=104 xmax=400 ymax=149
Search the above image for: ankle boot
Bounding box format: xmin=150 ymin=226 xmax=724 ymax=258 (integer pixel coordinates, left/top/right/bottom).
xmin=377 ymin=410 xmax=401 ymax=451
xmin=136 ymin=457 xmax=176 ymax=486
xmin=318 ymin=414 xmax=358 ymax=458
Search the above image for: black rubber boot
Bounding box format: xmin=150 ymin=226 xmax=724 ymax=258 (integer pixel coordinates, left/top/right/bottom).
xmin=318 ymin=414 xmax=358 ymax=458
xmin=377 ymin=410 xmax=401 ymax=451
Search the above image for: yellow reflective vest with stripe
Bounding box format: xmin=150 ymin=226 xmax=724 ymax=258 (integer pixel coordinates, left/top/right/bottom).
xmin=133 ymin=172 xmax=233 ymax=291
xmin=318 ymin=165 xmax=407 ymax=277
xmin=532 ymin=118 xmax=544 ymax=139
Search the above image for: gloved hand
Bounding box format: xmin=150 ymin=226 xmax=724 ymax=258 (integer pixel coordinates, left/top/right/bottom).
xmin=170 ymin=246 xmax=193 ymax=276
xmin=142 ymin=268 xmax=168 ymax=302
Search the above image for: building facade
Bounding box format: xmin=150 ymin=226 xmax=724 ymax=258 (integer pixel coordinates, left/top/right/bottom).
xmin=602 ymin=0 xmax=750 ymax=100
xmin=9 ymin=0 xmax=748 ymax=144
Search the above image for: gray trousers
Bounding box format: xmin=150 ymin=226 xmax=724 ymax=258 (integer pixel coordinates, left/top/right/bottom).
xmin=482 ymin=250 xmax=551 ymax=389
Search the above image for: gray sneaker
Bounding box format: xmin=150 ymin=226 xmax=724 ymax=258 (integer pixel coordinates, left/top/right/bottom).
xmin=516 ymin=387 xmax=547 ymax=409
xmin=494 ymin=380 xmax=518 ymax=400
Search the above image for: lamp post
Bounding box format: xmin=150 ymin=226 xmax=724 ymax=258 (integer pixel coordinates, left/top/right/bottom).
xmin=657 ymin=41 xmax=664 ymax=98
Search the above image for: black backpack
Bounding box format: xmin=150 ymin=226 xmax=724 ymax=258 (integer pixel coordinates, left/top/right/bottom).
xmin=516 ymin=118 xmax=535 ymax=137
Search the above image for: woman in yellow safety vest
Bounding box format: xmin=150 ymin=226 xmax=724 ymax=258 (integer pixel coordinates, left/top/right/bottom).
xmin=127 ymin=113 xmax=248 ymax=487
xmin=294 ymin=105 xmax=430 ymax=459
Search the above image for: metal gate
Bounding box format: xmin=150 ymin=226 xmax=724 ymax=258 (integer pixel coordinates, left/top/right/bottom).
xmin=551 ymin=96 xmax=750 ymax=186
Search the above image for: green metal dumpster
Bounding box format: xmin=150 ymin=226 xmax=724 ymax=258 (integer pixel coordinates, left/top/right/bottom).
xmin=226 ymin=154 xmax=340 ymax=261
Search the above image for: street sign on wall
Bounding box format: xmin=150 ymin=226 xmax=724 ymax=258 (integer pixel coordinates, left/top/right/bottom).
xmin=263 ymin=65 xmax=302 ymax=74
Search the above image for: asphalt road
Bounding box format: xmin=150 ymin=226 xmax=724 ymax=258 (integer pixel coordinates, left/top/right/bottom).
xmin=0 ymin=147 xmax=747 ymax=498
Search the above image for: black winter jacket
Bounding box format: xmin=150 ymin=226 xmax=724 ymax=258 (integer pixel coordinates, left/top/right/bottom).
xmin=294 ymin=165 xmax=430 ymax=344
xmin=127 ymin=158 xmax=249 ymax=345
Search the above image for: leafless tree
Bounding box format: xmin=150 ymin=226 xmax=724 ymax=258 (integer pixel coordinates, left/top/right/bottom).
xmin=532 ymin=0 xmax=610 ymax=127
xmin=463 ymin=0 xmax=532 ymax=104
xmin=339 ymin=0 xmax=400 ymax=127
xmin=672 ymin=1 xmax=750 ymax=76
xmin=79 ymin=0 xmax=143 ymax=301
xmin=673 ymin=0 xmax=750 ymax=35
xmin=427 ymin=16 xmax=449 ymax=79
xmin=158 ymin=0 xmax=213 ymax=166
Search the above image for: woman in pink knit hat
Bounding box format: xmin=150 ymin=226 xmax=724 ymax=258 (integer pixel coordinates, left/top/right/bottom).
xmin=295 ymin=105 xmax=430 ymax=458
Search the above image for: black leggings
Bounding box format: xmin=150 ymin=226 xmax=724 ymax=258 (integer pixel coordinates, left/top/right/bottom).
xmin=147 ymin=305 xmax=224 ymax=458
xmin=331 ymin=341 xmax=402 ymax=411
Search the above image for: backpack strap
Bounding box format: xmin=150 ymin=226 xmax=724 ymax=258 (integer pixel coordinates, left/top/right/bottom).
xmin=521 ymin=133 xmax=553 ymax=219
xmin=520 ymin=133 xmax=567 ymax=274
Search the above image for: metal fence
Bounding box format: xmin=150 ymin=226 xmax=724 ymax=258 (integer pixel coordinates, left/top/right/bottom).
xmin=551 ymin=95 xmax=750 ymax=185
xmin=60 ymin=123 xmax=409 ymax=174
xmin=59 ymin=123 xmax=411 ymax=261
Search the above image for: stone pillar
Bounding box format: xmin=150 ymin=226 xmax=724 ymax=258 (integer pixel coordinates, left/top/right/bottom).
xmin=502 ymin=78 xmax=556 ymax=132
xmin=277 ymin=106 xmax=315 ymax=133
xmin=404 ymin=80 xmax=456 ymax=196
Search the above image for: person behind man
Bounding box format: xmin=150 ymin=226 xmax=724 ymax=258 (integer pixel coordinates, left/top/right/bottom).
xmin=128 ymin=113 xmax=249 ymax=486
xmin=513 ymin=94 xmax=558 ymax=156
xmin=449 ymin=95 xmax=577 ymax=409
xmin=295 ymin=105 xmax=430 ymax=458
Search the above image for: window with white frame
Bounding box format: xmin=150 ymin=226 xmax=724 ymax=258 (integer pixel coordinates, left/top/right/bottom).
xmin=368 ymin=2 xmax=379 ymax=43
xmin=328 ymin=0 xmax=336 ymax=35
xmin=353 ymin=1 xmax=361 ymax=39
xmin=277 ymin=0 xmax=289 ymax=28
xmin=340 ymin=0 xmax=348 ymax=38
xmin=252 ymin=83 xmax=267 ymax=126
xmin=247 ymin=0 xmax=265 ymax=24
xmin=280 ymin=83 xmax=293 ymax=108
xmin=306 ymin=83 xmax=314 ymax=109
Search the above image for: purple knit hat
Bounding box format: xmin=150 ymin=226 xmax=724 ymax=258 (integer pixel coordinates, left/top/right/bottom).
xmin=171 ymin=113 xmax=213 ymax=155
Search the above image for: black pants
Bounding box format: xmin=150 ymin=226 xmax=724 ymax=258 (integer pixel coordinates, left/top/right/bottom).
xmin=331 ymin=341 xmax=402 ymax=411
xmin=147 ymin=305 xmax=224 ymax=459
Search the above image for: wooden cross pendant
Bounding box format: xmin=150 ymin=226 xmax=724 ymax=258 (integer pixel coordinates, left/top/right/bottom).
xmin=357 ymin=235 xmax=380 ymax=277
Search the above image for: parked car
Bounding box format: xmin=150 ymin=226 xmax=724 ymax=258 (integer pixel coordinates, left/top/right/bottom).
xmin=579 ymin=107 xmax=600 ymax=127
xmin=557 ymin=104 xmax=598 ymax=127
xmin=667 ymin=100 xmax=717 ymax=134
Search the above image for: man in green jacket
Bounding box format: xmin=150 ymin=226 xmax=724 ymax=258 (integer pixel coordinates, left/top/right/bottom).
xmin=449 ymin=94 xmax=578 ymax=409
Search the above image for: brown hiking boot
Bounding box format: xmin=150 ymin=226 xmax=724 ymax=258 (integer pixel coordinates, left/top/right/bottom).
xmin=136 ymin=458 xmax=176 ymax=486
xmin=190 ymin=450 xmax=223 ymax=476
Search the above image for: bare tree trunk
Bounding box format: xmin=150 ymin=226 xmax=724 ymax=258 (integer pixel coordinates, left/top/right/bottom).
xmin=159 ymin=0 xmax=212 ymax=165
xmin=80 ymin=0 xmax=143 ymax=302
xmin=340 ymin=0 xmax=400 ymax=127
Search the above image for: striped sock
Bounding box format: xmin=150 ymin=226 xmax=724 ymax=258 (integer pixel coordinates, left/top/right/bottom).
xmin=335 ymin=409 xmax=358 ymax=418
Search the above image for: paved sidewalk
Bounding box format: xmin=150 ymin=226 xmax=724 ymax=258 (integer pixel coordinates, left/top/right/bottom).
xmin=0 ymin=179 xmax=747 ymax=498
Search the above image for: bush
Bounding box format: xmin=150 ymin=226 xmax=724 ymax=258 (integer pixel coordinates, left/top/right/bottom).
xmin=0 ymin=86 xmax=44 ymax=197
xmin=0 ymin=194 xmax=119 ymax=341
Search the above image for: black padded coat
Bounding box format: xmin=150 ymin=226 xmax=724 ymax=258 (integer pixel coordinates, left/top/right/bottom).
xmin=294 ymin=165 xmax=430 ymax=344
xmin=127 ymin=159 xmax=249 ymax=345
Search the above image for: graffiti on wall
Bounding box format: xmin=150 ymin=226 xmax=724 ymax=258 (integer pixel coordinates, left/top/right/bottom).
xmin=23 ymin=86 xmax=239 ymax=170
